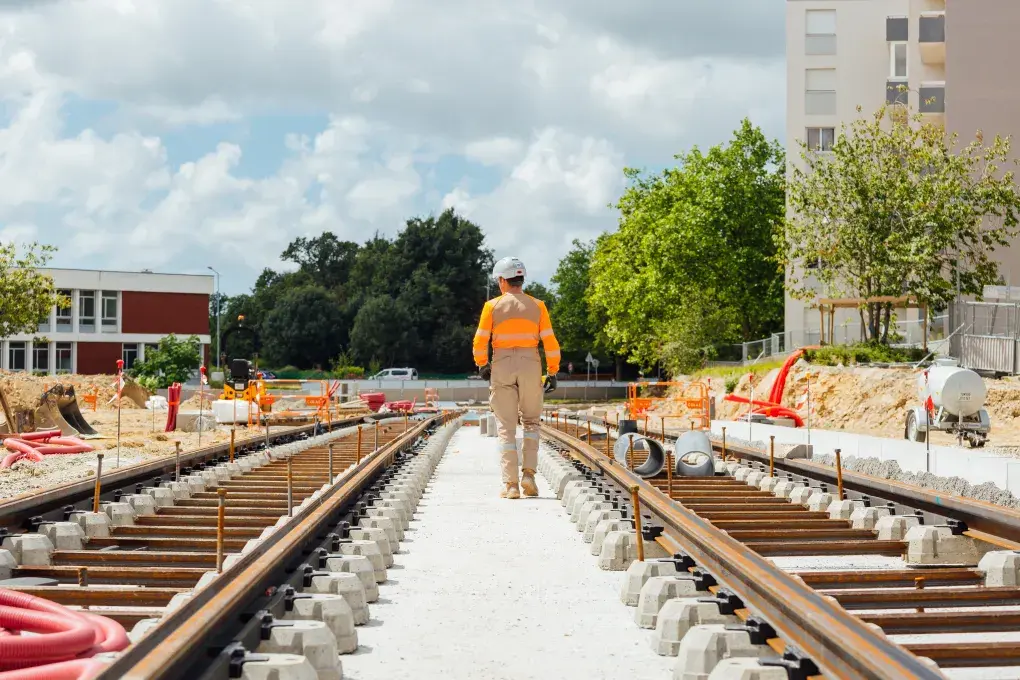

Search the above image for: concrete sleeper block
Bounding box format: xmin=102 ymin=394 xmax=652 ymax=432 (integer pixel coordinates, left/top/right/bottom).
xmin=653 ymin=598 xmax=738 ymax=657
xmin=2 ymin=534 xmax=55 ymax=566
xmin=73 ymin=512 xmax=112 ymax=538
xmin=979 ymin=550 xmax=1020 ymax=587
xmin=326 ymin=555 xmax=379 ymax=602
xmin=705 ymin=658 xmax=789 ymax=680
xmin=875 ymin=515 xmax=919 ymax=541
xmin=0 ymin=549 xmax=16 ymax=580
xmin=39 ymin=522 xmax=85 ymax=551
xmin=635 ymin=576 xmax=700 ymax=628
xmin=592 ymin=519 xmax=632 ymax=556
xmin=284 ymin=594 xmax=358 ymax=654
xmin=102 ymin=502 xmax=136 ymax=526
xmin=337 ymin=540 xmax=387 ymax=583
xmin=673 ymin=624 xmax=766 ymax=680
xmin=620 ymin=559 xmax=678 ymax=606
xmin=906 ymin=525 xmax=995 ymax=566
xmin=598 ymin=530 xmax=638 ymax=571
xmin=238 ymin=653 xmax=319 ymax=680
xmin=308 ymin=574 xmax=369 ymax=625
xmin=258 ymin=619 xmax=341 ymax=680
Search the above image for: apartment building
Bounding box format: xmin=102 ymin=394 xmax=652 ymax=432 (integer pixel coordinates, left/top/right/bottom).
xmin=3 ymin=268 xmax=213 ymax=375
xmin=784 ymin=0 xmax=1020 ymax=341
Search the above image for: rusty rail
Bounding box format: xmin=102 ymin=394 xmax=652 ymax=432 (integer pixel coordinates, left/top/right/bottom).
xmin=99 ymin=413 xmax=444 ymax=680
xmin=541 ymin=422 xmax=942 ymax=680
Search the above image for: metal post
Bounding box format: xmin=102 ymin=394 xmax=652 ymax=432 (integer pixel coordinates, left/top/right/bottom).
xmin=216 ymin=488 xmax=227 ymax=573
xmin=627 ymin=437 xmax=634 ymax=469
xmin=92 ymin=453 xmax=104 ymax=513
xmin=605 ymin=424 xmax=611 ymax=459
xmin=630 ymin=485 xmax=644 ymax=562
xmin=374 ymin=421 xmax=380 ymax=451
xmin=79 ymin=567 xmax=88 ymax=610
xmin=229 ymin=428 xmax=235 ymax=463
xmin=666 ymin=451 xmax=674 ymax=500
xmin=357 ymin=426 xmax=363 ymax=464
xmin=769 ymin=436 xmax=775 ymax=477
xmin=286 ymin=456 xmax=294 ymax=517
xmin=835 ymin=448 xmax=844 ymax=500
xmin=209 ymin=266 xmax=221 ymax=370
xmin=198 ymin=380 xmax=204 ymax=447
xmin=587 ymin=420 xmax=592 ymax=443
xmin=806 ymin=376 xmax=812 ymax=449
xmin=265 ymin=420 xmax=270 ymax=451
xmin=404 ymin=413 xmax=408 ymax=434
xmin=175 ymin=441 xmax=182 ymax=483
xmin=721 ymin=426 xmax=727 ymax=461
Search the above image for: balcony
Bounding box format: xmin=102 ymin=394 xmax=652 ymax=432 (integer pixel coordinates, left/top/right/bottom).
xmin=919 ymin=12 xmax=945 ymax=65
xmin=919 ymin=81 xmax=945 ymax=126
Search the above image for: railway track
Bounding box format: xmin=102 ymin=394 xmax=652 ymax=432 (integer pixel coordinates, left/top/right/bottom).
xmin=540 ymin=413 xmax=1020 ymax=679
xmin=0 ymin=412 xmax=455 ymax=679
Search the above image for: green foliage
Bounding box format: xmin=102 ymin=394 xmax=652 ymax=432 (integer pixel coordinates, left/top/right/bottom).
xmin=261 ymin=286 xmax=345 ymax=368
xmin=0 ymin=242 xmax=66 ymax=339
xmin=659 ymin=297 xmax=734 ymax=374
xmin=589 ymin=119 xmax=786 ymax=370
xmin=213 ymin=208 xmax=492 ymax=373
xmin=783 ymin=103 xmax=1020 ymax=342
xmin=724 ymin=376 xmax=739 ymax=394
xmin=804 ymin=342 xmax=925 ymax=366
xmin=350 ymin=296 xmax=414 ymax=367
xmin=523 ymin=282 xmax=556 ymax=307
xmin=130 ymin=334 xmax=202 ymax=389
xmin=329 ymin=349 xmax=364 ymax=379
xmin=549 ymin=239 xmax=609 ymax=361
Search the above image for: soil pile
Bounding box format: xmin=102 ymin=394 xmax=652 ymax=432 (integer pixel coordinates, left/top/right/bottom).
xmin=0 ymin=371 xmax=144 ymax=413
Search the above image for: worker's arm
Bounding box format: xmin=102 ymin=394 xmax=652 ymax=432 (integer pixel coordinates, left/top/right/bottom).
xmin=473 ymin=301 xmax=493 ymax=367
xmin=538 ymin=301 xmax=560 ymax=375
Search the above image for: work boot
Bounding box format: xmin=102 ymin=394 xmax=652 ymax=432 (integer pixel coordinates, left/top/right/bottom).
xmin=520 ymin=469 xmax=539 ymax=497
xmin=500 ymin=483 xmax=520 ymax=499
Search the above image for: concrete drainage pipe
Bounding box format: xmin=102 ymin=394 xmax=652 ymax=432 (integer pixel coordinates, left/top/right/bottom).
xmin=673 ymin=430 xmax=715 ymax=477
xmin=612 ymin=432 xmax=666 ymax=478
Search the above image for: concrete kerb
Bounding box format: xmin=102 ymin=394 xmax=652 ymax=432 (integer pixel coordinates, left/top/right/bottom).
xmin=652 ymin=598 xmax=738 ymax=657
xmin=673 ymin=624 xmax=767 ymax=680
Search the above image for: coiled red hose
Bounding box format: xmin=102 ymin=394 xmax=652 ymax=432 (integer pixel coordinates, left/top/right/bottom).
xmin=1 ymin=435 xmax=93 ymax=469
xmin=0 ymin=659 xmax=107 ymax=680
xmin=0 ymin=590 xmax=128 ymax=677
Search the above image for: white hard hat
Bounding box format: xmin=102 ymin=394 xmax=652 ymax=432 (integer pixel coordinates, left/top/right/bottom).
xmin=492 ymin=256 xmax=527 ymax=282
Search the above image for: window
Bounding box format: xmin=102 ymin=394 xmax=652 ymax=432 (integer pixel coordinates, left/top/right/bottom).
xmin=33 ymin=344 xmax=49 ymax=373
xmin=78 ymin=291 xmax=96 ymax=333
xmin=7 ymin=342 xmax=25 ymax=371
xmin=101 ymin=291 xmax=118 ymax=330
xmin=805 ymin=10 xmax=836 ymax=55
xmin=890 ymin=42 xmax=907 ymax=79
xmin=55 ymin=342 xmax=73 ymax=374
xmin=56 ymin=289 xmax=72 ymax=332
xmin=806 ymin=127 xmax=835 ymax=152
xmin=805 ymin=68 xmax=837 ymax=115
xmin=122 ymin=344 xmax=139 ymax=370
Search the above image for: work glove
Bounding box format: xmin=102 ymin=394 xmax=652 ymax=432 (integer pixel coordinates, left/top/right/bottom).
xmin=542 ymin=374 xmax=557 ymax=393
xmin=480 ymin=364 xmax=491 ymax=381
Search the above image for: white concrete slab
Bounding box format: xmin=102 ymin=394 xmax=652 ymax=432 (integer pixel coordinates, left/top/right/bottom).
xmin=342 ymin=427 xmax=672 ymax=680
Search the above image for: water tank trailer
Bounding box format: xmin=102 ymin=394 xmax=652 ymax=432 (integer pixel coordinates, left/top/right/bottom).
xmin=905 ymin=359 xmax=990 ymax=448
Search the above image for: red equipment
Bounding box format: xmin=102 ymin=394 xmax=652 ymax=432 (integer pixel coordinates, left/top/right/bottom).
xmin=165 ymin=383 xmax=182 ymax=432
xmin=722 ymin=349 xmax=811 ymax=427
xmin=360 ymin=393 xmax=386 ymax=413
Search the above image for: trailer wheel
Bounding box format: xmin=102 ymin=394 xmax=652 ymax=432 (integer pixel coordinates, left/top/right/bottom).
xmin=905 ymin=411 xmax=926 ymax=443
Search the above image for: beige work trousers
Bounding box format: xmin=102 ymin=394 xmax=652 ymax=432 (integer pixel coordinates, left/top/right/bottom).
xmin=490 ymin=347 xmax=543 ymax=485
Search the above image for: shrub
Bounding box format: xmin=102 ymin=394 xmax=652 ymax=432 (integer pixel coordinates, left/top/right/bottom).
xmin=804 ymin=342 xmax=925 ymax=366
xmin=724 ymin=376 xmax=739 ymax=394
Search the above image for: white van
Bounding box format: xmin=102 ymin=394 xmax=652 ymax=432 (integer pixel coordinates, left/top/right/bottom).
xmin=370 ymin=368 xmax=418 ymax=380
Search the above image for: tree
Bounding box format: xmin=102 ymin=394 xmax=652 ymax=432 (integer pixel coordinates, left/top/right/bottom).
xmin=782 ymin=104 xmax=1020 ymax=342
xmin=281 ymin=233 xmax=360 ymax=291
xmin=130 ymin=334 xmax=202 ymax=388
xmin=523 ymin=282 xmax=556 ymax=307
xmin=549 ymin=239 xmax=599 ymax=355
xmin=349 ymin=296 xmax=414 ymax=367
xmin=261 ymin=286 xmax=345 ymax=368
xmin=589 ymin=119 xmax=786 ymax=371
xmin=0 ymin=242 xmax=66 ymax=339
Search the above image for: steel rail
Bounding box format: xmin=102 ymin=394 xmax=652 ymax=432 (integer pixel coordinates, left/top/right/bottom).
xmin=0 ymin=417 xmax=364 ymax=530
xmin=98 ymin=413 xmax=443 ymax=680
xmin=715 ymin=439 xmax=1020 ymax=545
xmin=577 ymin=414 xmax=1020 ymax=546
xmin=541 ymin=423 xmax=942 ymax=680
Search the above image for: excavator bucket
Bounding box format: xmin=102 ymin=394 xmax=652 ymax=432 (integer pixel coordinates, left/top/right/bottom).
xmin=120 ymin=379 xmax=151 ymax=409
xmin=37 ymin=385 xmax=99 ymax=437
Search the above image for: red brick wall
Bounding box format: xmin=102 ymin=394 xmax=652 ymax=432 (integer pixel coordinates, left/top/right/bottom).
xmin=77 ymin=342 xmax=122 ymax=375
xmin=122 ymin=292 xmax=209 ymax=335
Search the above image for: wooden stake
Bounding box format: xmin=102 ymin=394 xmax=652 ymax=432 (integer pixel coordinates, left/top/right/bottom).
xmin=835 ymin=448 xmax=844 ymax=500
xmin=92 ymin=453 xmax=104 ymax=513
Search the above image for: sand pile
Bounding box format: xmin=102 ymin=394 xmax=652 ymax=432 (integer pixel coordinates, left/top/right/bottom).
xmin=0 ymin=371 xmax=143 ymax=413
xmin=704 ymin=362 xmax=1020 ymax=446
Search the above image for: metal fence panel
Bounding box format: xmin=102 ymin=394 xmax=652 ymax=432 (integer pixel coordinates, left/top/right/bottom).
xmin=961 ymin=335 xmax=1017 ymax=374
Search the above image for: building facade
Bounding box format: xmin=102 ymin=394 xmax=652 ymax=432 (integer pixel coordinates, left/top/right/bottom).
xmin=4 ymin=268 xmax=213 ymax=375
xmin=784 ymin=0 xmax=1019 ymax=342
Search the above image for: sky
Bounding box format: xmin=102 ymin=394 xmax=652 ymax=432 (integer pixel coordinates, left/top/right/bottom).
xmin=0 ymin=0 xmax=785 ymax=294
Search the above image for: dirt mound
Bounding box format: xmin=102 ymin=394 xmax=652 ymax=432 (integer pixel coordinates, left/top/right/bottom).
xmin=0 ymin=371 xmax=145 ymax=414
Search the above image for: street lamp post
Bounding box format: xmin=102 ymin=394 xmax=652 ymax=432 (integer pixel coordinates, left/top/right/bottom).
xmin=208 ymin=266 xmax=221 ymax=370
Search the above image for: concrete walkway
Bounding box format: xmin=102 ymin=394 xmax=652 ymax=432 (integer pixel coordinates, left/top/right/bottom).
xmin=342 ymin=426 xmax=673 ymax=680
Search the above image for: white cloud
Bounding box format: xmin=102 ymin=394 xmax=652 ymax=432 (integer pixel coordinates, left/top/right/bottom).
xmin=0 ymin=0 xmax=786 ymax=290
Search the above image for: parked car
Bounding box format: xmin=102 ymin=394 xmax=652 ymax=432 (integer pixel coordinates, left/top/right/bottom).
xmin=370 ymin=368 xmax=419 ymax=380
xmin=256 ymin=370 xmax=277 ymax=380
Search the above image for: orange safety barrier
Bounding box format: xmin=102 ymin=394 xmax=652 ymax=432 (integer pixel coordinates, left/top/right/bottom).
xmin=81 ymin=389 xmax=98 ymax=412
xmin=627 ymin=381 xmax=710 ymax=430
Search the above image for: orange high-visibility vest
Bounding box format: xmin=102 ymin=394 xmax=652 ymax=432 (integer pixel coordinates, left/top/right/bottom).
xmin=473 ymin=293 xmax=560 ymax=374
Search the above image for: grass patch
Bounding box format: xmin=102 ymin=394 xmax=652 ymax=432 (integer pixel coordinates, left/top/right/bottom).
xmin=693 ymin=359 xmax=787 ymax=393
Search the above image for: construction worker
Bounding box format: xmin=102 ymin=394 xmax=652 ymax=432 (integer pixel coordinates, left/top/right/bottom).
xmin=473 ymin=256 xmax=560 ymax=499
